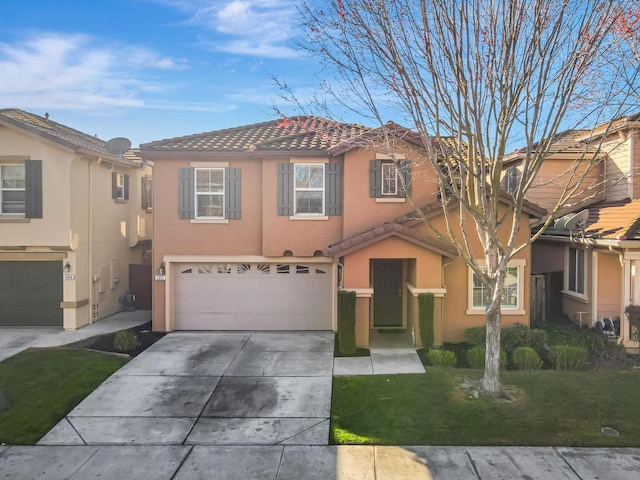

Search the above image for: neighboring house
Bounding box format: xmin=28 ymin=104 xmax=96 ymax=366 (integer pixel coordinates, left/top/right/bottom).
xmin=140 ymin=117 xmax=543 ymax=347
xmin=0 ymin=109 xmax=153 ymax=329
xmin=508 ymin=114 xmax=640 ymax=348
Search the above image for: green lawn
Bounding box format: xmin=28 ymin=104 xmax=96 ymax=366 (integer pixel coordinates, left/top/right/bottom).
xmin=0 ymin=348 xmax=127 ymax=445
xmin=331 ymin=368 xmax=640 ymax=446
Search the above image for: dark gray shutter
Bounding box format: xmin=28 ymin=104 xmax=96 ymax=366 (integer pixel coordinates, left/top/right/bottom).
xmin=399 ymin=160 xmax=412 ymax=197
xmin=25 ymin=159 xmax=42 ymax=218
xmin=111 ymin=172 xmax=118 ymax=199
xmin=225 ymin=167 xmax=241 ymax=220
xmin=178 ymin=168 xmax=195 ymax=219
xmin=277 ymin=163 xmax=294 ymax=215
xmin=325 ymin=162 xmax=342 ymax=216
xmin=369 ymin=159 xmax=382 ymax=197
xmin=123 ymin=174 xmax=129 ymax=200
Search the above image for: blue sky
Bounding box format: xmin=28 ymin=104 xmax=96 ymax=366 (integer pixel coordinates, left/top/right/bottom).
xmin=0 ymin=0 xmax=327 ymax=146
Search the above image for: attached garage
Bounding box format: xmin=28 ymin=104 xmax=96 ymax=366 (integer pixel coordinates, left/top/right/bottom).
xmin=0 ymin=261 xmax=63 ymax=326
xmin=174 ymin=262 xmax=333 ymax=330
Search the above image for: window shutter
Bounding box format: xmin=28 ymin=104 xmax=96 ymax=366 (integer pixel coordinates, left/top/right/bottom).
xmin=123 ymin=174 xmax=129 ymax=200
xmin=178 ymin=168 xmax=195 ymax=219
xmin=325 ymin=162 xmax=342 ymax=216
xmin=225 ymin=167 xmax=241 ymax=220
xmin=111 ymin=172 xmax=118 ymax=199
xmin=277 ymin=163 xmax=294 ymax=215
xmin=25 ymin=159 xmax=42 ymax=218
xmin=399 ymin=160 xmax=412 ymax=197
xmin=141 ymin=178 xmax=149 ymax=209
xmin=506 ymin=166 xmax=517 ymax=194
xmin=369 ymin=159 xmax=382 ymax=197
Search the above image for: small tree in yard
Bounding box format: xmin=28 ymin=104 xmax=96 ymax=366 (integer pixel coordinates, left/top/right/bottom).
xmin=294 ymin=0 xmax=636 ymax=394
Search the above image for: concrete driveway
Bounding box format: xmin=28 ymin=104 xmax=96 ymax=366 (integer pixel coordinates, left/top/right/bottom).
xmin=39 ymin=331 xmax=334 ymax=446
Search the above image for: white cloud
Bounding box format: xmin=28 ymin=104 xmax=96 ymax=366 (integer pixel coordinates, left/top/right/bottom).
xmin=154 ymin=0 xmax=300 ymax=58
xmin=0 ymin=32 xmax=190 ymax=110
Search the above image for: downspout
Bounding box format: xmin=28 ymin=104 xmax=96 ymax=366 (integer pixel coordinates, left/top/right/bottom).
xmin=629 ymin=133 xmax=635 ymax=200
xmin=440 ymin=257 xmax=455 ymax=347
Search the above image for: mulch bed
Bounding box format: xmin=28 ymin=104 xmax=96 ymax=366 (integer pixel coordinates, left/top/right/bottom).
xmin=80 ymin=321 xmax=165 ymax=357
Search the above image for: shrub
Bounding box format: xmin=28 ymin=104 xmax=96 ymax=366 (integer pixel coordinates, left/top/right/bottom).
xmin=549 ymin=345 xmax=588 ymax=370
xmin=463 ymin=326 xmax=486 ymax=346
xmin=501 ymin=324 xmax=549 ymax=354
xmin=418 ymin=293 xmax=435 ymax=350
xmin=466 ymin=345 xmax=507 ymax=369
xmin=338 ymin=290 xmax=357 ymax=355
xmin=624 ymin=305 xmax=640 ymax=342
xmin=511 ymin=347 xmax=543 ymax=370
xmin=113 ymin=330 xmax=138 ymax=352
xmin=427 ymin=349 xmax=457 ymax=367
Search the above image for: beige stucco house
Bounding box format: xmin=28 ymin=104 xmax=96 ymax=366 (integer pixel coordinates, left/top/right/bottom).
xmin=507 ymin=114 xmax=640 ymax=348
xmin=140 ymin=117 xmax=543 ymax=347
xmin=0 ymin=109 xmax=152 ymax=330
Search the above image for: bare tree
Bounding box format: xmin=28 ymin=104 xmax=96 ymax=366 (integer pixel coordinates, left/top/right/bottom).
xmin=294 ymin=0 xmax=635 ymax=394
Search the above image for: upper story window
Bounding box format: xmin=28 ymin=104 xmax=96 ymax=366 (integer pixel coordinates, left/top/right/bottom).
xmin=141 ymin=176 xmax=152 ymax=210
xmin=111 ymin=172 xmax=129 ymax=201
xmin=566 ymin=247 xmax=586 ymax=296
xmin=381 ymin=163 xmax=399 ymax=195
xmin=504 ymin=165 xmax=518 ymax=195
xmin=1 ymin=164 xmax=26 ymax=214
xmin=294 ymin=164 xmax=324 ymax=215
xmin=195 ymin=168 xmax=224 ymax=219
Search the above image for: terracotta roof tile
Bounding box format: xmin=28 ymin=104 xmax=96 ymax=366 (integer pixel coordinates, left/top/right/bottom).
xmin=0 ymin=109 xmax=113 ymax=157
xmin=140 ymin=116 xmax=369 ymax=153
xmin=584 ymin=200 xmax=640 ymax=240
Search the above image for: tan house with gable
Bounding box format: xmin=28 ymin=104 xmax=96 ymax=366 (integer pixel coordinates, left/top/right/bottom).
xmin=0 ymin=109 xmax=152 ymax=330
xmin=141 ymin=117 xmax=544 ymax=347
xmin=508 ymin=114 xmax=640 ymax=348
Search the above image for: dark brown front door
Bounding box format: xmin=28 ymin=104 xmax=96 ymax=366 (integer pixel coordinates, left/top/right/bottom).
xmin=129 ymin=264 xmax=152 ymax=310
xmin=373 ymin=260 xmax=403 ymax=328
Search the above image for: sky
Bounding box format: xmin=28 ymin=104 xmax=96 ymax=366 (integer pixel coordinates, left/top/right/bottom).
xmin=0 ymin=0 xmax=333 ymax=147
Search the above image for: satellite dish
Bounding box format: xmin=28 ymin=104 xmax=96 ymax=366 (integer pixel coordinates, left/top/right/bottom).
xmin=565 ymin=209 xmax=589 ymax=231
xmin=105 ymin=137 xmax=132 ymax=158
xmin=554 ymin=212 xmax=575 ymax=231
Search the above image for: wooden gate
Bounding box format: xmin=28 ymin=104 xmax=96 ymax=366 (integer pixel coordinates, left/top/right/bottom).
xmin=530 ymin=274 xmax=546 ymax=326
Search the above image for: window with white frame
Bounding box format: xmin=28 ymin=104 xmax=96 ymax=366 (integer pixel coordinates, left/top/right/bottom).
xmin=195 ymin=168 xmax=224 ymax=218
xmin=470 ymin=265 xmax=521 ymax=310
xmin=567 ymin=247 xmax=586 ymax=295
xmin=115 ymin=173 xmax=126 ymax=200
xmin=294 ymin=164 xmax=324 ymax=214
xmin=381 ymin=162 xmax=399 ymax=195
xmin=0 ymin=164 xmax=26 ymax=214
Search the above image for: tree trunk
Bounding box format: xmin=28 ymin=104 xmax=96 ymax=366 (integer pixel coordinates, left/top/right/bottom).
xmin=482 ymin=303 xmax=502 ymax=393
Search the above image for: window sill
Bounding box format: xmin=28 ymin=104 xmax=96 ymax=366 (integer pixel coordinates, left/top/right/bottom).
xmin=190 ymin=219 xmax=229 ymax=224
xmin=145 ymin=208 xmax=152 ymax=214
xmin=466 ymin=308 xmax=526 ymax=316
xmin=561 ymin=290 xmax=589 ymax=303
xmin=0 ymin=216 xmax=29 ymax=223
xmin=114 ymin=199 xmax=128 ymax=204
xmin=289 ymin=215 xmax=329 ymax=221
xmin=376 ymin=197 xmax=406 ymax=203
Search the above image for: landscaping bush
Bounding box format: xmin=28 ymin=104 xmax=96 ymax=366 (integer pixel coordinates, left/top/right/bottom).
xmin=466 ymin=345 xmax=507 ymax=369
xmin=624 ymin=305 xmax=640 ymax=342
xmin=338 ymin=290 xmax=357 ymax=355
xmin=511 ymin=347 xmax=543 ymax=370
xmin=113 ymin=330 xmax=138 ymax=352
xmin=501 ymin=324 xmax=549 ymax=354
xmin=418 ymin=293 xmax=435 ymax=350
xmin=427 ymin=349 xmax=457 ymax=367
xmin=549 ymin=345 xmax=588 ymax=370
xmin=463 ymin=326 xmax=486 ymax=346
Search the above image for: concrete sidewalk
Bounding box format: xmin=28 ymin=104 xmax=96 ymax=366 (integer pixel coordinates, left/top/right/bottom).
xmin=1 ymin=444 xmax=639 ymax=479
xmin=0 ymin=310 xmax=151 ymax=362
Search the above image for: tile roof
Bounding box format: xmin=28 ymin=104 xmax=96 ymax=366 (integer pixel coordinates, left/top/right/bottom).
xmin=0 ymin=109 xmax=113 ymax=157
xmin=507 ymin=129 xmax=599 ymax=161
xmin=140 ymin=116 xmax=369 ymax=153
xmin=584 ymin=200 xmax=640 ymax=240
xmin=328 ymin=221 xmax=458 ymax=258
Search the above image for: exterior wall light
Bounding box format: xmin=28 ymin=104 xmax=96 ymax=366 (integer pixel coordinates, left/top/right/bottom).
xmin=63 ymin=261 xmax=71 ymax=273
xmin=158 ymin=262 xmax=166 ymax=276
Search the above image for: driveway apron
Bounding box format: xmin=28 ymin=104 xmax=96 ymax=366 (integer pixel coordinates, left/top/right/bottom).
xmin=38 ymin=331 xmax=334 ymax=447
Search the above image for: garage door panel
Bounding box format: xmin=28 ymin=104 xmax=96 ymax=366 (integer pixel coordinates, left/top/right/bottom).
xmin=174 ymin=263 xmax=332 ymax=331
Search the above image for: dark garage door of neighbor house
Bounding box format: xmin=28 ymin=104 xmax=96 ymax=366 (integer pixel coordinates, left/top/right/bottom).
xmin=0 ymin=261 xmax=63 ymax=326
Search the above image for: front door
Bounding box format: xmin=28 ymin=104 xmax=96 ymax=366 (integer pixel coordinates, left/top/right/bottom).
xmin=373 ymin=260 xmax=403 ymax=328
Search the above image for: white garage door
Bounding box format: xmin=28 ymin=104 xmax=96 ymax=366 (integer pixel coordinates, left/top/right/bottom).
xmin=174 ymin=262 xmax=333 ymax=330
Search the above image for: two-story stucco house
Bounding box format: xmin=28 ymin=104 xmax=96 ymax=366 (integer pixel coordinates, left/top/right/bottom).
xmin=506 ymin=114 xmax=640 ymax=348
xmin=140 ymin=117 xmax=543 ymax=347
xmin=0 ymin=109 xmax=152 ymax=329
